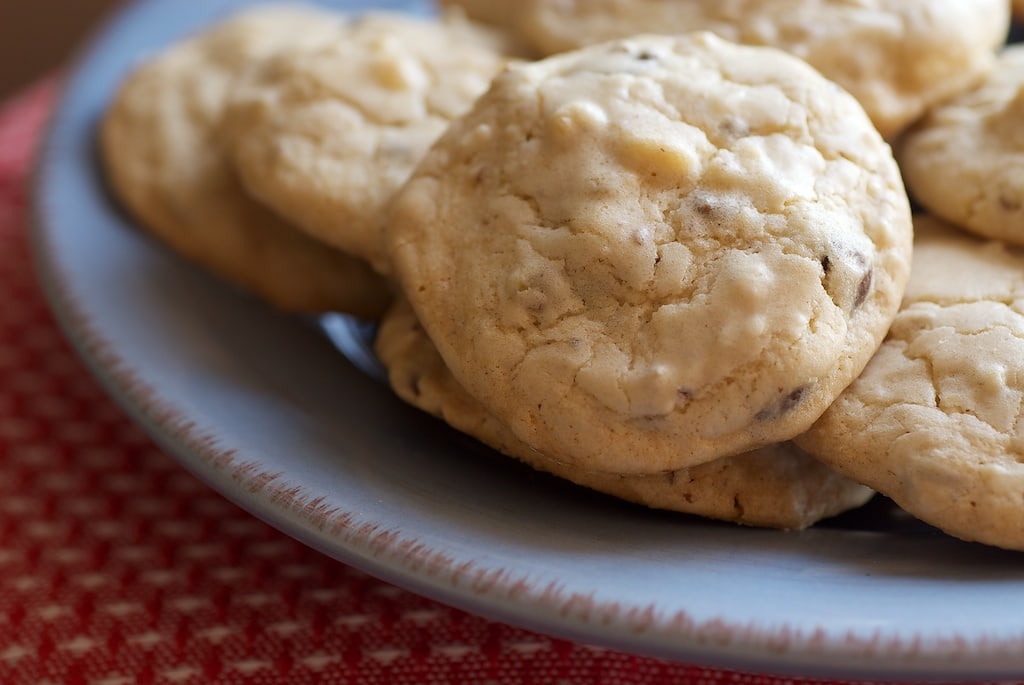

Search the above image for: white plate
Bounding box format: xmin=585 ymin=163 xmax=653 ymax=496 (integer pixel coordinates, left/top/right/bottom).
xmin=32 ymin=0 xmax=1024 ymax=679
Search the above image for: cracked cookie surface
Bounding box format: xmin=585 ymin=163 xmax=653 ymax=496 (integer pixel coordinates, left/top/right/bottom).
xmin=101 ymin=7 xmax=391 ymax=316
xmin=388 ymin=34 xmax=913 ymax=474
xmin=898 ymin=45 xmax=1024 ymax=247
xmin=376 ymin=297 xmax=874 ymax=530
xmin=223 ymin=12 xmax=510 ymax=270
xmin=447 ymin=0 xmax=1009 ymax=140
xmin=798 ymin=215 xmax=1024 ymax=551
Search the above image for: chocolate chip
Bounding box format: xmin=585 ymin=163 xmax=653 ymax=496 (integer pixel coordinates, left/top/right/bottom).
xmin=819 ymin=245 xmax=873 ymax=313
xmin=854 ymin=268 xmax=874 ymax=310
xmin=756 ymin=386 xmax=808 ymax=421
xmin=637 ymin=50 xmax=656 ymax=61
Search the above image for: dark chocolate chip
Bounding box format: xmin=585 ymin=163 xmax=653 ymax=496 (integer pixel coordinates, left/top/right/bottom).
xmin=854 ymin=268 xmax=874 ymax=309
xmin=1000 ymin=194 xmax=1022 ymax=211
xmin=756 ymin=386 xmax=808 ymax=421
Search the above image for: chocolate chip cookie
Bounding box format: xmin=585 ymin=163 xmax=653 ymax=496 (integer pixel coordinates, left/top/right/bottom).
xmin=388 ymin=34 xmax=913 ymax=473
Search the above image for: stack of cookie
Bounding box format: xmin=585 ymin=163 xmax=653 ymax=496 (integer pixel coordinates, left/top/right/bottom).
xmin=101 ymin=0 xmax=1024 ymax=550
xmin=101 ymin=6 xmax=510 ymax=316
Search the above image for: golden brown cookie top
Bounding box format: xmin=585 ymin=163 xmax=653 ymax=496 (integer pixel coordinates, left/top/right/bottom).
xmin=388 ymin=33 xmax=913 ymax=474
xmin=447 ymin=0 xmax=1010 ymax=139
xmin=898 ymin=45 xmax=1024 ymax=247
xmin=798 ymin=216 xmax=1024 ymax=551
xmin=223 ymin=11 xmax=511 ymax=270
xmin=100 ymin=6 xmax=391 ymax=316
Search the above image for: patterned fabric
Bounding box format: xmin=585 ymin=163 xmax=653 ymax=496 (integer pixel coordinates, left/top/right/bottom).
xmin=0 ymin=80 xmax=943 ymax=685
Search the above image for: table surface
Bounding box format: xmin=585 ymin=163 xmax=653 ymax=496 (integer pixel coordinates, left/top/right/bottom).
xmin=0 ymin=0 xmax=121 ymax=99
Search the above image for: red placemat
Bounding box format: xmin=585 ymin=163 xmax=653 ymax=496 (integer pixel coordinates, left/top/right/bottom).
xmin=0 ymin=79 xmax=971 ymax=685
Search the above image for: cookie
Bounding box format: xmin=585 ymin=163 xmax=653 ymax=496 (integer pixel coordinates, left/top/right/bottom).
xmin=436 ymin=0 xmax=526 ymax=30
xmin=222 ymin=12 xmax=511 ymax=270
xmin=376 ymin=298 xmax=874 ymax=530
xmin=101 ymin=7 xmax=391 ymax=317
xmin=798 ymin=215 xmax=1024 ymax=550
xmin=898 ymin=45 xmax=1024 ymax=247
xmin=388 ymin=34 xmax=913 ymax=474
xmin=448 ymin=0 xmax=1010 ymax=139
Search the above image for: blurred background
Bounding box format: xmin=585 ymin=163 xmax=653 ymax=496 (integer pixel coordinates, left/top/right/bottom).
xmin=1 ymin=0 xmax=122 ymax=99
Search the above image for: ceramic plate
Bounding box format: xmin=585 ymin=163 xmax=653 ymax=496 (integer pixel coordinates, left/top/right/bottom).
xmin=31 ymin=0 xmax=1024 ymax=680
